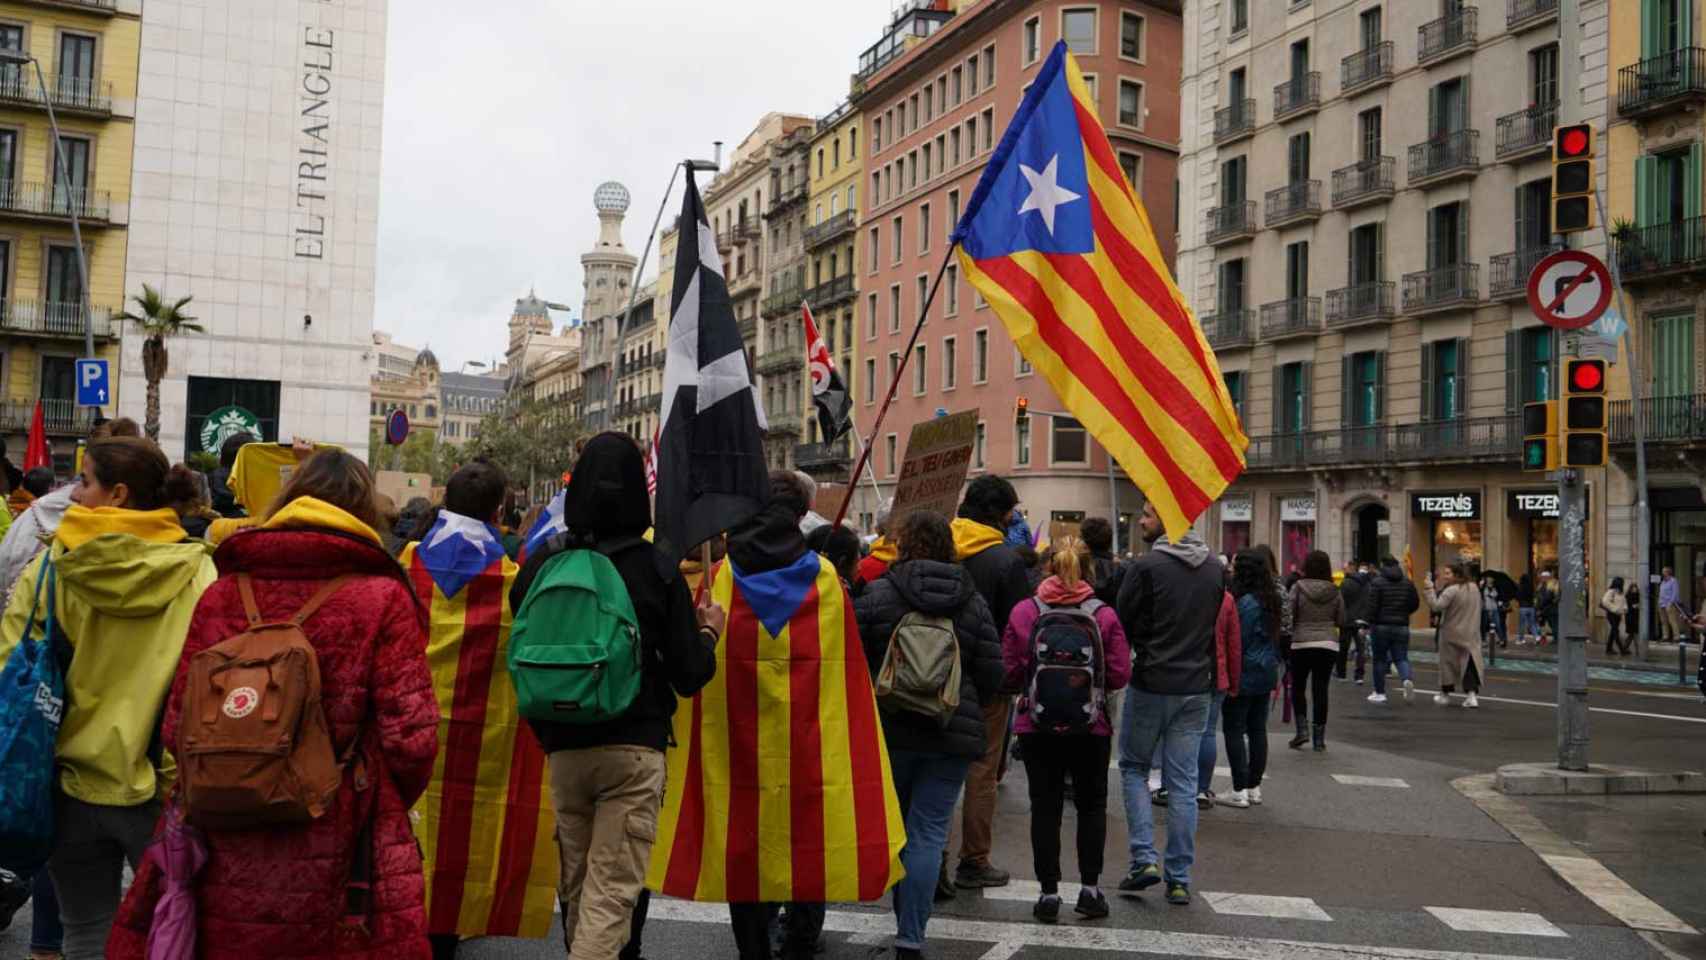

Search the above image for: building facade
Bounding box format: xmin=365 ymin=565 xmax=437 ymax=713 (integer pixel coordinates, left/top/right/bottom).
xmin=369 ymin=344 xmax=440 ymax=440
xmin=0 ymin=0 xmax=139 ymax=467
xmin=798 ymin=99 xmax=865 ymax=482
xmin=852 ymin=0 xmax=1184 ymax=540
xmin=611 ymin=280 xmax=660 ymax=441
xmin=758 ymin=123 xmax=813 ymax=467
xmin=579 ymin=181 xmax=638 ymax=431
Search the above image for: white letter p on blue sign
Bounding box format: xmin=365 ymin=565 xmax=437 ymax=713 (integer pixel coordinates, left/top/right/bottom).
xmin=75 ymin=359 xmax=109 ymax=407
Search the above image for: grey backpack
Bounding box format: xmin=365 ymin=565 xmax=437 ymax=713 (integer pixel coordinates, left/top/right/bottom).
xmin=874 ymin=610 xmax=962 ymax=725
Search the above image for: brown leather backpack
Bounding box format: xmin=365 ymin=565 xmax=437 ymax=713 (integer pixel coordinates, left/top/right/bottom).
xmin=177 ymin=574 xmax=364 ymax=830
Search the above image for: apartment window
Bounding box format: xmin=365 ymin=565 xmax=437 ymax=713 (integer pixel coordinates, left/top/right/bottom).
xmin=967 ymin=117 xmax=978 ymax=155
xmin=1287 ymin=132 xmax=1311 ymax=184
xmin=1015 ymin=346 xmax=1033 ymax=377
xmin=1230 ymin=0 xmax=1249 ymax=35
xmin=1220 ymin=155 xmax=1247 ymax=205
xmin=981 ymin=108 xmax=994 ymax=150
xmin=923 ymin=85 xmax=934 ymax=121
xmin=984 ymin=44 xmax=995 ymax=86
xmin=1023 ymin=15 xmax=1042 ymax=65
xmin=1285 ymin=241 xmax=1309 ymax=298
xmin=1118 ymin=151 xmax=1141 ymax=189
xmin=943 ymin=336 xmax=958 ymax=388
xmin=1348 ymin=222 xmax=1384 ymax=284
xmin=935 ymin=134 xmax=945 ymax=172
xmin=1515 ymin=178 xmax=1551 ymax=250
xmin=1118 ymin=80 xmax=1143 ymax=128
xmin=1120 ymin=11 xmax=1146 ymax=60
xmin=1344 ymin=351 xmax=1386 ymax=427
xmin=1081 ymin=74 xmax=1098 ymax=107
xmin=1051 ymin=416 xmax=1088 ymax=465
xmin=913 ymin=345 xmax=927 ymax=395
xmin=974 ymin=423 xmax=986 ymax=468
xmin=945 ymin=263 xmax=959 ymax=315
xmin=947 ymin=189 xmax=960 ymax=236
xmin=848 ymin=184 xmax=856 ymax=211
xmin=865 ymin=290 xmax=878 ymax=336
xmin=909 ymin=94 xmax=919 ymax=131
xmin=1426 ymin=201 xmax=1468 ymax=268
xmin=1509 ymin=326 xmax=1555 ymax=407
xmin=890 ymin=285 xmax=902 ymax=332
xmin=974 ymin=328 xmax=989 ymax=382
xmin=968 ymin=53 xmax=981 ymax=94
xmin=888 ymin=350 xmax=900 ymax=394
xmin=891 ymin=216 xmax=903 ymax=263
xmin=922 ymin=143 xmax=932 ymax=180
xmin=950 ymin=128 xmax=962 ymax=166
xmin=46 ymin=244 xmax=81 ymax=305
xmin=951 ymin=66 xmax=963 ymax=104
xmin=54 ymin=135 xmax=91 ymax=198
xmin=816 ymin=149 xmax=824 ymax=178
xmin=832 ymin=141 xmax=840 ymax=170
xmin=919 ymin=202 xmax=931 ymax=253
xmin=1650 ymin=312 xmax=1695 ymax=398
xmin=908 ymin=150 xmax=918 ymax=188
xmin=1217 ymin=258 xmax=1247 ymax=312
xmin=865 ymin=358 xmax=876 ymax=402
xmin=1530 ymin=43 xmax=1559 ymax=107
xmin=1360 ymin=7 xmax=1383 ymax=49
xmin=1421 ymin=340 xmax=1465 ymax=421
xmin=1016 ymin=416 xmax=1032 ymax=466
xmin=1062 ymin=8 xmax=1097 ymax=54
xmin=938 ymin=76 xmax=947 ymax=113
xmin=916 ymin=275 xmax=928 ymax=323
xmin=1428 ymin=76 xmax=1468 ymax=137
xmin=1358 ymin=107 xmax=1383 ymax=162
xmin=886 ymin=433 xmax=898 ymax=476
xmin=1276 ymin=361 xmax=1311 ymax=433
xmin=849 ymin=126 xmax=857 ymax=157
xmin=1229 ymin=66 xmax=1247 ymax=105
xmin=1224 ymin=370 xmax=1247 ymax=424
xmin=873 ymin=116 xmax=883 ymax=152
xmin=868 ymin=227 xmax=879 ymax=273
xmin=57 ymin=32 xmax=96 ymax=91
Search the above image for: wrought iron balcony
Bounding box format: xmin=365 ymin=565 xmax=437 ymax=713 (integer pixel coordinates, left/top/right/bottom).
xmin=762 ymin=286 xmax=802 ymax=317
xmin=728 ymin=269 xmax=762 ymax=298
xmin=1332 ymin=157 xmax=1395 ymax=208
xmin=0 ymin=398 xmax=97 ymax=435
xmin=1507 ymin=0 xmax=1558 ymax=32
xmin=1274 ymin=72 xmax=1320 ymax=120
xmin=1408 ymin=130 xmax=1480 ymax=186
xmin=0 ymin=300 xmax=115 ymax=340
xmin=807 ymin=273 xmax=856 ymax=308
xmin=804 ymin=210 xmax=856 ymax=249
xmin=1244 ymin=415 xmax=1519 ymax=472
xmin=1205 ymin=201 xmax=1257 ymax=245
xmin=1259 ymin=297 xmax=1322 ymax=340
xmin=1495 ymin=102 xmax=1557 ymax=160
xmin=756 ymin=347 xmax=804 ymax=376
xmin=1617 ymin=47 xmax=1706 ymax=118
xmin=0 ymin=183 xmax=112 ymax=224
xmin=767 ymin=180 xmax=808 ymax=215
xmin=1610 ymin=394 xmax=1706 ymax=445
xmin=794 ymin=438 xmax=852 ymax=471
xmin=1213 ymin=99 xmax=1256 ymax=145
xmin=1201 ymin=308 xmax=1253 ymax=350
xmin=0 ymin=68 xmax=113 ymax=116
xmin=1490 ymin=245 xmax=1561 ymax=300
xmin=1402 ymin=263 xmax=1480 ymax=313
xmin=1616 ymin=216 xmax=1706 ymax=282
xmin=1419 ymin=7 xmax=1477 ymax=65
xmin=1341 ymin=42 xmax=1394 ymax=94
xmin=1264 ymin=180 xmax=1322 ymax=228
xmin=737 ymin=317 xmax=757 ymax=342
xmin=1325 ymin=281 xmax=1395 ymax=329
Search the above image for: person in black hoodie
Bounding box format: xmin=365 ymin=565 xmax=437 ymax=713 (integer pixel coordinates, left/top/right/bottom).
xmin=510 ymin=433 xmax=720 ymax=960
xmin=1079 ymin=516 xmax=1126 ymax=604
xmin=1363 ymin=555 xmax=1420 ymax=704
xmin=854 ymin=509 xmax=1002 ymax=959
xmin=1336 ymin=560 xmax=1371 ymax=681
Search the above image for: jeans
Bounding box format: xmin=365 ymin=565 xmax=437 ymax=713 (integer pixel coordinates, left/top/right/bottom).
xmin=1020 ymin=734 xmax=1110 ymax=893
xmin=1197 ymin=693 xmax=1223 ymax=795
xmin=1370 ymin=626 xmax=1413 ymax=695
xmin=1519 ymin=606 xmax=1536 ymax=640
xmin=47 ymin=795 xmax=159 ymax=960
xmin=1220 ymin=694 xmax=1269 ymax=790
xmin=888 ymin=749 xmax=970 ymax=950
xmin=1290 ymin=650 xmax=1335 ymax=726
xmin=1605 ymin=613 xmax=1628 ymax=654
xmin=1336 ymin=626 xmax=1367 ymax=680
xmin=1117 ymin=689 xmax=1210 ymax=886
xmin=31 ymin=869 xmax=62 ymax=953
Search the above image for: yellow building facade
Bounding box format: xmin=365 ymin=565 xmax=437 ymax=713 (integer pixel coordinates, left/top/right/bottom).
xmin=798 ymin=100 xmax=862 ymax=480
xmin=0 ymin=1 xmax=135 ymax=463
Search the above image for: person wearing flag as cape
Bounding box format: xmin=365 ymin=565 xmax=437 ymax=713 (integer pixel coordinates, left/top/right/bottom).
xmin=397 ymin=460 xmax=559 ymax=959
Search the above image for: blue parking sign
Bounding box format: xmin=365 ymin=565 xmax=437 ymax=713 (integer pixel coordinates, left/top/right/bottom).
xmin=75 ymin=358 xmax=109 ymax=407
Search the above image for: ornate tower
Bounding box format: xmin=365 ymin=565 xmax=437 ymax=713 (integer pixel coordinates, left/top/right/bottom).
xmin=582 ymin=182 xmax=640 ymax=328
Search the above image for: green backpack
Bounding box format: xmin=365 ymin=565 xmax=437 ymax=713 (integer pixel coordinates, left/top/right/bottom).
xmin=509 ymin=539 xmax=643 ymax=724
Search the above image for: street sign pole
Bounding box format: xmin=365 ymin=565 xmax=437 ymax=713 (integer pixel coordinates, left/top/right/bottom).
xmin=1555 ymin=464 xmax=1590 ymax=771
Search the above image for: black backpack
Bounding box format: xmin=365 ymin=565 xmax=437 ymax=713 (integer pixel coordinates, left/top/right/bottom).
xmin=1023 ymin=599 xmax=1107 ymax=735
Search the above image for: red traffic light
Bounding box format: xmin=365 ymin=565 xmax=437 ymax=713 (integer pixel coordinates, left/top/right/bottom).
xmin=1555 ymin=123 xmax=1593 ymax=159
xmin=1568 ymin=359 xmax=1605 ymax=393
xmin=1561 ymin=128 xmax=1588 ymax=156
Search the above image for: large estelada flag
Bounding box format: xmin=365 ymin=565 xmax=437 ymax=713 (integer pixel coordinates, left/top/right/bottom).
xmin=400 ymin=511 xmax=558 ymax=940
xmin=648 ymin=552 xmax=905 ymax=903
xmin=952 ymin=41 xmax=1247 ymax=541
xmin=802 ymin=302 xmax=851 ymax=442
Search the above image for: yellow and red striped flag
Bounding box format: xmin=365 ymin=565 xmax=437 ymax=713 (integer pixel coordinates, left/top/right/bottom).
xmin=401 ymin=514 xmax=558 ymax=940
xmin=648 ymin=552 xmax=906 ymax=902
xmin=952 ymin=41 xmax=1247 ymax=541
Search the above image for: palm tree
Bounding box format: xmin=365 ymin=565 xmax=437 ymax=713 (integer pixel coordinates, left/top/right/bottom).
xmin=119 ymin=284 xmax=203 ymax=441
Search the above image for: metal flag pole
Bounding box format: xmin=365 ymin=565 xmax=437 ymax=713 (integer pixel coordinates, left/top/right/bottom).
xmin=845 ymin=419 xmax=885 ymax=515
xmin=1106 ymin=447 xmax=1121 ymax=555
xmin=833 ymin=244 xmax=959 ymax=530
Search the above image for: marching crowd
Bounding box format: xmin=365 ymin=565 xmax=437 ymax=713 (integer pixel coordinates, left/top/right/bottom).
xmin=0 ymin=426 xmax=1508 ymax=960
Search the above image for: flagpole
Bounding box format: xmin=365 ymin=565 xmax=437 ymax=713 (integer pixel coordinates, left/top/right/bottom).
xmin=846 ymin=419 xmax=885 ymax=514
xmin=832 ymin=243 xmax=959 ymax=530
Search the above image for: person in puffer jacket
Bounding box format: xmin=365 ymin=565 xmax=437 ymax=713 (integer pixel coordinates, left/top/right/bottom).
xmin=854 ymin=510 xmax=1002 ymax=960
xmin=1285 ymin=551 xmax=1344 ymax=752
xmin=1364 ymin=556 xmax=1420 ymax=703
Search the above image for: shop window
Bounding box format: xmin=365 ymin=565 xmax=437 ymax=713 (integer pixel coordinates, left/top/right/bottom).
xmin=1050 ymin=416 xmax=1087 ymax=465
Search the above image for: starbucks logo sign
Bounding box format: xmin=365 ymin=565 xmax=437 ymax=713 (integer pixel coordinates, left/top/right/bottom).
xmin=200 ymin=405 xmax=260 ymax=454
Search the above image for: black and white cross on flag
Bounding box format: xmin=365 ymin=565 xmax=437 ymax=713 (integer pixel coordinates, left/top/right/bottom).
xmin=652 ymin=168 xmax=770 ymax=563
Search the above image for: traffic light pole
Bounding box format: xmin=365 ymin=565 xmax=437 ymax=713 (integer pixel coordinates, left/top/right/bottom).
xmin=1555 ymin=464 xmax=1590 ymax=771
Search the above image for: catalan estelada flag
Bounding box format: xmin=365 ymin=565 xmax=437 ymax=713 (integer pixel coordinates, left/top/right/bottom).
xmin=648 ymin=551 xmax=905 ymax=902
xmin=401 ymin=511 xmax=558 ymax=939
xmin=952 ymin=41 xmax=1247 ymax=541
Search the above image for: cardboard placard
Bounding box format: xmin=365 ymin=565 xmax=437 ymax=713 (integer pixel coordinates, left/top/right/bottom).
xmin=889 ymin=410 xmax=979 ymax=521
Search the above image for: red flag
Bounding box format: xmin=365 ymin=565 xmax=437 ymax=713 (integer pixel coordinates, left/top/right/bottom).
xmin=24 ymin=401 xmax=50 ymax=471
xmin=802 ymin=302 xmax=851 ymax=442
xmin=645 ymin=427 xmax=659 ymax=496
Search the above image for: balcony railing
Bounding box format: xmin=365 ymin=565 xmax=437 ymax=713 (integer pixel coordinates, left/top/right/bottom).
xmin=1205 ymin=201 xmax=1257 ymax=244
xmin=762 ymin=286 xmax=802 ymax=317
xmin=794 ymin=438 xmax=852 ymax=470
xmin=757 ymin=347 xmax=804 ymax=375
xmin=1495 ymin=102 xmax=1557 ymax=160
xmin=1264 ymin=180 xmax=1322 ymax=226
xmin=1507 ymin=0 xmax=1558 ymax=31
xmin=737 ymin=317 xmax=757 ymax=342
xmin=0 ymin=182 xmax=112 ymax=223
xmin=1259 ymin=297 xmax=1322 ymax=339
xmin=1618 ymin=47 xmax=1706 ymax=117
xmin=728 ymin=269 xmax=762 ymax=297
xmin=1616 ymin=216 xmax=1706 ymax=281
xmin=804 ymin=210 xmax=856 ymax=248
xmin=1408 ymin=129 xmax=1480 ymax=184
xmin=1610 ymin=394 xmax=1706 ymax=444
xmin=0 ymin=67 xmax=113 ymax=114
xmin=1201 ymin=308 xmax=1253 ymax=350
xmin=1490 ymin=245 xmax=1561 ymax=300
xmin=1341 ymin=42 xmax=1394 ymax=93
xmin=807 ymin=273 xmax=856 ymax=307
xmin=0 ymin=300 xmax=114 ymax=339
xmin=767 ymin=180 xmax=808 ymax=214
xmin=1213 ymin=99 xmax=1256 ymax=144
xmin=1245 ymin=415 xmax=1519 ymax=471
xmin=1419 ymin=7 xmax=1478 ymax=64
xmin=1332 ymin=157 xmax=1396 ymax=207
xmin=1274 ymin=72 xmax=1320 ymax=119
xmin=1402 ymin=263 xmax=1479 ymax=312
xmin=1325 ymin=281 xmax=1395 ymax=328
xmin=0 ymin=398 xmax=96 ymax=435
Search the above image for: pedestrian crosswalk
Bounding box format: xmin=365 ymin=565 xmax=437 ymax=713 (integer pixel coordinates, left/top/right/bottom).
xmin=1330 ymin=774 xmax=1412 ymax=788
xmin=1425 ymin=907 xmax=1569 ymax=938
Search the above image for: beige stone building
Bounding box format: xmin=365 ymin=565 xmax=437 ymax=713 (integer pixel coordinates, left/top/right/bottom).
xmin=611 ymin=280 xmax=661 ymax=442
xmin=759 ymin=123 xmax=814 ymax=467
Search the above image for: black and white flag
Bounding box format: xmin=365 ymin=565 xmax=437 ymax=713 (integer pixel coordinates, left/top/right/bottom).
xmin=652 ymin=169 xmax=770 ymax=563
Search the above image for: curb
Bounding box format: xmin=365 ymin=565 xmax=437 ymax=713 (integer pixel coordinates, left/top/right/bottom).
xmin=1494 ymin=763 xmax=1706 ymax=796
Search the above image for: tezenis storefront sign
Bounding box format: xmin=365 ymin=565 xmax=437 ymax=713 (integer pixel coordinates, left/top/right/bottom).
xmin=1411 ymin=492 xmax=1481 ymax=519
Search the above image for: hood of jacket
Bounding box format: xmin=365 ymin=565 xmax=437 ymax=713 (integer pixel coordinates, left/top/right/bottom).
xmin=868 ymin=534 xmax=898 ymax=565
xmin=886 ymin=559 xmax=975 ymax=615
xmin=1038 ymin=575 xmax=1094 ymax=606
xmin=261 ymin=496 xmax=382 ymax=545
xmin=52 ymin=506 xmax=208 ymax=619
xmin=951 ymin=518 xmax=1006 ymax=560
xmin=1296 ymin=578 xmax=1339 ymax=604
xmin=565 ymin=432 xmax=650 ymax=538
xmin=215 ymin=496 xmax=409 ymax=593
xmin=728 ymin=500 xmax=808 ymax=575
xmin=1380 ymin=561 xmax=1407 ymax=582
xmin=1149 ymin=533 xmax=1212 ymax=569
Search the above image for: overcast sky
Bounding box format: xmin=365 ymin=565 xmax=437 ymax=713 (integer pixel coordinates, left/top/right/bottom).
xmin=374 ymin=1 xmax=893 ymax=371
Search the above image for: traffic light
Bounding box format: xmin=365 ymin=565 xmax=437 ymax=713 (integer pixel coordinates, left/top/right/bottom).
xmin=1015 ymin=395 xmax=1030 ymax=425
xmin=1561 ymin=358 xmax=1607 ymax=467
xmin=1521 ymin=400 xmax=1557 ymax=473
xmin=1552 ymin=123 xmax=1595 ymax=234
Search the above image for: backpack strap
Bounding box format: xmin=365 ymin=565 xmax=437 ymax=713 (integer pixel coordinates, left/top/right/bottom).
xmin=291 ymin=575 xmax=355 ymax=626
xmin=237 ymin=573 xmax=263 ymax=628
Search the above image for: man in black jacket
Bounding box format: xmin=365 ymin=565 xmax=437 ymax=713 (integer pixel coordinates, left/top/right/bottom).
xmin=510 ymin=433 xmax=721 ymax=960
xmin=1337 ymin=560 xmax=1371 ymax=681
xmin=1080 ymin=516 xmax=1126 ymax=605
xmin=1363 ymin=556 xmax=1420 ymax=704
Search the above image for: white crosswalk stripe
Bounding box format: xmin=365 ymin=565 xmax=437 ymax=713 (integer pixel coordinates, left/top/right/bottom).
xmin=1425 ymin=907 xmax=1569 ymax=938
xmin=981 ymin=879 xmax=1082 ymax=902
xmin=1332 ymin=774 xmax=1411 ymax=788
xmin=1204 ymin=893 xmax=1333 ymax=921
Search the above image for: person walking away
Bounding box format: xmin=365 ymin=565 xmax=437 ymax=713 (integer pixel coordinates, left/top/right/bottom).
xmin=1001 ymin=537 xmax=1131 ymax=923
xmin=1364 ymin=556 xmax=1420 ymax=704
xmin=1424 ymin=564 xmax=1485 ymax=708
xmin=1337 ymin=561 xmax=1370 ymax=681
xmin=1287 ymin=551 xmax=1343 ymax=751
xmin=1221 ymin=552 xmax=1280 ymax=809
xmin=1602 ymin=578 xmax=1629 ymax=655
xmin=948 ymin=476 xmax=1033 ymax=890
xmin=854 ymin=510 xmax=1002 ymax=955
xmin=1480 ymin=574 xmax=1507 ymax=649
xmin=1515 ymin=573 xmax=1536 ymax=644
xmin=1659 ymin=567 xmax=1686 ymax=643
xmin=510 ymin=435 xmax=720 ymax=960
xmin=0 ymin=438 xmax=216 ymax=960
xmin=1079 ymin=517 xmax=1126 ymax=605
xmin=1625 ymin=578 xmax=1642 ymax=650
xmin=1536 ymin=571 xmax=1559 ymax=644
xmin=397 ymin=462 xmax=560 ymax=959
xmin=1114 ymin=502 xmax=1225 ymax=905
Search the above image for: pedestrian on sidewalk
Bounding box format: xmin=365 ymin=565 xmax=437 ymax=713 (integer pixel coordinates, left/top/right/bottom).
xmin=1365 ymin=556 xmax=1420 ymax=704
xmin=1221 ymin=551 xmax=1279 ymax=809
xmin=1003 ymin=536 xmax=1131 ymax=924
xmin=1536 ymin=571 xmax=1559 ymax=644
xmin=1424 ymin=563 xmax=1484 ymax=708
xmin=1659 ymin=567 xmax=1687 ymax=643
xmin=1336 ymin=560 xmax=1370 ymax=682
xmin=1625 ymin=578 xmax=1642 ymax=649
xmin=1114 ymin=503 xmax=1226 ymax=905
xmin=854 ymin=509 xmax=1002 ymax=956
xmin=1287 ymin=551 xmax=1344 ymax=752
xmin=1602 ymin=578 xmax=1630 ymax=656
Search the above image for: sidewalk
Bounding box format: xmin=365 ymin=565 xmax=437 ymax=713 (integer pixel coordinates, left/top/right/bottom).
xmin=1411 ymin=627 xmax=1700 ymax=679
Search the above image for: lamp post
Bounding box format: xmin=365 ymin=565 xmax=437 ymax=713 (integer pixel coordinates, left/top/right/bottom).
xmin=0 ymin=50 xmax=94 ymax=361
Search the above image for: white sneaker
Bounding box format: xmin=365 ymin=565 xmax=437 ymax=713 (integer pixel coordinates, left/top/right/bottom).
xmin=1367 ymin=692 xmax=1388 ymax=703
xmin=1220 ymin=789 xmax=1250 ymax=808
xmin=1402 ymin=679 xmax=1415 ymax=702
xmin=1249 ymin=786 xmax=1263 ymax=805
xmin=1434 ymin=693 xmax=1450 ymax=706
xmin=1465 ymin=693 xmax=1479 ymax=709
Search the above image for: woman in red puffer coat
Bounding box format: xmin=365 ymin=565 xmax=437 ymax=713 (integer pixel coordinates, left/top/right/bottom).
xmin=109 ymin=450 xmax=439 ymax=960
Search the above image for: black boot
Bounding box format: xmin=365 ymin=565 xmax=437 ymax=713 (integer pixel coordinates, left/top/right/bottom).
xmin=1288 ymin=715 xmax=1308 ymax=749
xmin=1312 ymin=724 xmax=1326 ymax=752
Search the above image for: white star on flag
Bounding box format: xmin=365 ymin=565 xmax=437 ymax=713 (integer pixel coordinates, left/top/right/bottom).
xmin=1017 ymin=155 xmax=1081 ymax=235
xmin=426 ymin=511 xmax=497 ymax=550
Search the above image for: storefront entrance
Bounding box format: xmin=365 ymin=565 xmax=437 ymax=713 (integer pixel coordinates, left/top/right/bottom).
xmin=1221 ymin=495 xmax=1252 ymax=556
xmin=1652 ymin=487 xmax=1706 ymax=634
xmin=1505 ymin=489 xmax=1582 ymax=582
xmin=1280 ymin=495 xmax=1316 ymax=575
xmin=1352 ymin=502 xmax=1390 ymax=565
xmin=1411 ymin=491 xmax=1483 ymax=576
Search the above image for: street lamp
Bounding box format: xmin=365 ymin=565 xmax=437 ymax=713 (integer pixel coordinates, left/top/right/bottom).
xmin=0 ymin=49 xmax=95 ymax=361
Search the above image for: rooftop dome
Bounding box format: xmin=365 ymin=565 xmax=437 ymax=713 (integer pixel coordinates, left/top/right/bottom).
xmin=593 ymin=181 xmax=631 ymax=214
xmin=415 ymin=347 xmax=439 ymax=368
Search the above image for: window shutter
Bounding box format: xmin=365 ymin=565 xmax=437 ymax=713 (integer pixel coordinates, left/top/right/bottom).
xmin=1375 ymin=350 xmax=1388 ymax=422
xmin=1636 ymin=155 xmax=1658 ymax=227
xmin=1376 ymin=222 xmax=1386 ymax=279
xmin=1426 ymin=208 xmax=1440 ymax=269
xmin=1301 ymin=360 xmax=1314 ymax=431
xmin=1457 ymin=202 xmax=1471 ymax=265
xmin=1688 ymin=142 xmax=1703 ymax=221
xmin=1341 ymin=354 xmax=1354 ymax=429
xmin=1272 ymin=365 xmax=1285 ymax=434
xmin=1504 ymin=330 xmax=1518 ymax=414
xmin=1454 ymin=337 xmax=1470 ymax=419
xmin=1421 ymin=342 xmax=1435 ymax=421
xmin=1514 ymin=184 xmax=1529 ymax=249
xmin=1427 ymin=84 xmax=1440 ymax=136
xmin=1641 ymin=0 xmax=1655 ymax=60
xmin=1458 ymin=77 xmax=1471 ymax=132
